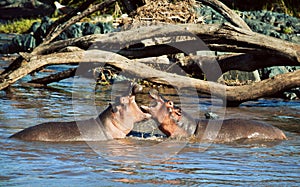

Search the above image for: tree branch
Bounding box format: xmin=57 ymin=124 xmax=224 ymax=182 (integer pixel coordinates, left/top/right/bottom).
xmin=2 ymin=50 xmax=299 ymax=106
xmin=197 ymin=0 xmax=251 ymax=30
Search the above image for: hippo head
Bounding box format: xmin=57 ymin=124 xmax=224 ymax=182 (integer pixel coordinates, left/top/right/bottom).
xmin=141 ymin=89 xmax=197 ymax=138
xmin=100 ymin=83 xmax=151 ymax=138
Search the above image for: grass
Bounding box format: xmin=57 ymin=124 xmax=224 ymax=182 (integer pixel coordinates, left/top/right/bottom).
xmin=0 ymin=18 xmax=41 ymax=34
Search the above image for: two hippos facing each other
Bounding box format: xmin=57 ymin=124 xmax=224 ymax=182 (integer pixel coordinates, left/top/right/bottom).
xmin=141 ymin=89 xmax=287 ymax=143
xmin=10 ymin=84 xmax=287 ymax=143
xmin=9 ymin=83 xmax=151 ymax=141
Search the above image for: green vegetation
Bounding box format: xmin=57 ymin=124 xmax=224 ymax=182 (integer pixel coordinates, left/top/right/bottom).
xmin=282 ymin=26 xmax=294 ymax=34
xmin=0 ymin=18 xmax=41 ymax=34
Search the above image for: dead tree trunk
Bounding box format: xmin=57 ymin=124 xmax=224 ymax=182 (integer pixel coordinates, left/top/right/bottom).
xmin=0 ymin=0 xmax=299 ymax=106
xmin=3 ymin=49 xmax=299 ymax=105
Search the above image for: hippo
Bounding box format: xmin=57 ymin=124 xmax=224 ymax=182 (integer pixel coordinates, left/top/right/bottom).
xmin=141 ymin=89 xmax=287 ymax=143
xmin=9 ymin=83 xmax=151 ymax=141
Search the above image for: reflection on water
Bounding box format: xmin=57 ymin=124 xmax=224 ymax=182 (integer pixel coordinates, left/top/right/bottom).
xmin=0 ymin=64 xmax=299 ymax=186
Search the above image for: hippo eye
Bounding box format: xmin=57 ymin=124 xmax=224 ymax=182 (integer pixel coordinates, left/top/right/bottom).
xmin=149 ymin=100 xmax=158 ymax=107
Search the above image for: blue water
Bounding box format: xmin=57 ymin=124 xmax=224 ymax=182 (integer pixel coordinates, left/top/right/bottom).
xmin=0 ymin=60 xmax=299 ymax=186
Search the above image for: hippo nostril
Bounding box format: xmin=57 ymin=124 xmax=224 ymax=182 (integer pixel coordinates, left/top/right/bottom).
xmin=166 ymin=100 xmax=173 ymax=107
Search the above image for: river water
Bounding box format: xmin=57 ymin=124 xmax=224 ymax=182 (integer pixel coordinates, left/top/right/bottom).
xmin=0 ymin=55 xmax=299 ymax=186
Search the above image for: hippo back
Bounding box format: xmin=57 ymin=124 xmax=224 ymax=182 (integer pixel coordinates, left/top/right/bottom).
xmin=9 ymin=118 xmax=111 ymax=141
xmin=195 ymin=119 xmax=287 ymax=143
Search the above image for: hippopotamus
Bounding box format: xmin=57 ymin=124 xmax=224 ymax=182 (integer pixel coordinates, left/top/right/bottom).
xmin=9 ymin=83 xmax=151 ymax=141
xmin=141 ymin=89 xmax=287 ymax=143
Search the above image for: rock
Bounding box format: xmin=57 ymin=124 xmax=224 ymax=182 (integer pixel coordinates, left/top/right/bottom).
xmin=65 ymin=24 xmax=83 ymax=38
xmin=204 ymin=112 xmax=219 ymax=119
xmin=6 ymin=34 xmax=36 ymax=53
xmin=1 ymin=17 xmax=115 ymax=54
xmin=96 ymin=22 xmax=115 ymax=34
xmin=0 ymin=0 xmax=54 ymax=20
xmin=260 ymin=66 xmax=289 ymax=79
xmin=33 ymin=16 xmax=53 ymax=45
xmin=283 ymin=91 xmax=298 ymax=100
xmin=81 ymin=22 xmax=101 ymax=35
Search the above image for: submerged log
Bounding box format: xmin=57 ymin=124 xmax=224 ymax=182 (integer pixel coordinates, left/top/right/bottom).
xmin=29 ymin=68 xmax=77 ymax=85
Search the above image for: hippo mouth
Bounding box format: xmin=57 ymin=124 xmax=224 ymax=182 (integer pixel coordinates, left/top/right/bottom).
xmin=140 ymin=89 xmax=162 ymax=114
xmin=140 ymin=104 xmax=150 ymax=113
xmin=130 ymin=83 xmax=152 ymax=118
xmin=140 ymin=89 xmax=155 ymax=113
xmin=140 ymin=89 xmax=181 ymax=117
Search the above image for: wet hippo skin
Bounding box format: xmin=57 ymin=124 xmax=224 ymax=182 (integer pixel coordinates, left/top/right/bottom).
xmin=10 ymin=83 xmax=151 ymax=141
xmin=141 ymin=89 xmax=287 ymax=143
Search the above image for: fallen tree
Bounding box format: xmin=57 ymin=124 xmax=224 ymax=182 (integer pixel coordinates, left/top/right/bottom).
xmin=3 ymin=49 xmax=300 ymax=106
xmin=0 ymin=0 xmax=299 ymax=106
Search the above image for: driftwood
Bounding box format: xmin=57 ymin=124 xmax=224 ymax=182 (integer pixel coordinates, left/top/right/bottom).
xmin=21 ymin=23 xmax=300 ymax=65
xmin=29 ymin=68 xmax=77 ymax=85
xmin=0 ymin=0 xmax=300 ymax=106
xmin=3 ymin=49 xmax=299 ymax=106
xmin=199 ymin=0 xmax=251 ymax=30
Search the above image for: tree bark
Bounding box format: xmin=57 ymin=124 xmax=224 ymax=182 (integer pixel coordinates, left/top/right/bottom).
xmin=185 ymin=53 xmax=299 ymax=74
xmin=198 ymin=0 xmax=251 ymax=30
